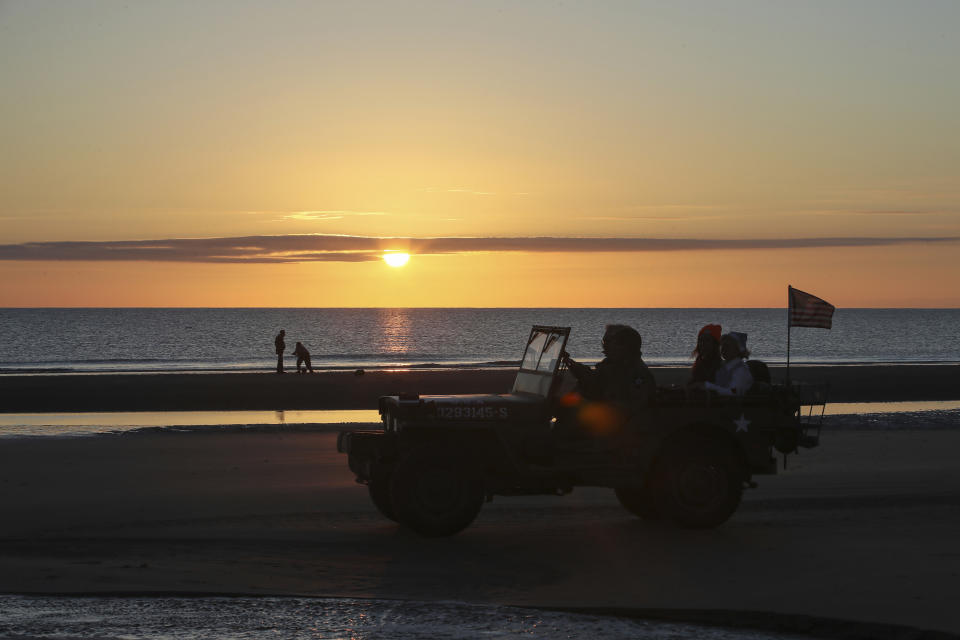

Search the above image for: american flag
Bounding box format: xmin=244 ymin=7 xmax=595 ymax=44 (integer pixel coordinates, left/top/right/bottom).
xmin=789 ymin=286 xmax=835 ymax=329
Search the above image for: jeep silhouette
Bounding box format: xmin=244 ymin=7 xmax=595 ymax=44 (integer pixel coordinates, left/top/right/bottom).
xmin=337 ymin=325 xmax=824 ymax=537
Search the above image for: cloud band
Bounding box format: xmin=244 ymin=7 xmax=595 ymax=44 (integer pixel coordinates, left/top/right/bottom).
xmin=0 ymin=234 xmax=957 ymax=263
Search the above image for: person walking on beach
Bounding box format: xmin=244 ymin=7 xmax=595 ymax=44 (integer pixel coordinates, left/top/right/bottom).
xmin=292 ymin=341 xmax=314 ymax=374
xmin=274 ymin=329 xmax=286 ymax=374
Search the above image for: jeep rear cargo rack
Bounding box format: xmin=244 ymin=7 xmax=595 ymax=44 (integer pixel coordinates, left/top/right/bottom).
xmin=792 ymin=382 xmax=829 ymax=447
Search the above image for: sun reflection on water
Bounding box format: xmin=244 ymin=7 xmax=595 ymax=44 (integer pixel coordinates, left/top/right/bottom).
xmin=377 ymin=308 xmax=413 ymax=356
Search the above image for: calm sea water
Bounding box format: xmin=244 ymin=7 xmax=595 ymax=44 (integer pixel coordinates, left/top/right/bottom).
xmin=1 ymin=308 xmax=958 ymax=374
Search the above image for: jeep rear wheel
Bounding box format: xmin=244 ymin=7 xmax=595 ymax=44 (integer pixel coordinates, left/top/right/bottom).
xmin=368 ymin=463 xmax=397 ymax=522
xmin=614 ymin=485 xmax=661 ymax=520
xmin=390 ymin=444 xmax=484 ymax=537
xmin=656 ymin=439 xmax=743 ymax=529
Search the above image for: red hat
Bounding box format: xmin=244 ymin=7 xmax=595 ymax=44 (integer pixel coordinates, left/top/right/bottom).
xmin=698 ymin=324 xmax=722 ymax=342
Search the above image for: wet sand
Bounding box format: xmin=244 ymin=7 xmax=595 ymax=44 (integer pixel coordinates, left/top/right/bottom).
xmin=1 ymin=429 xmax=959 ymax=637
xmin=1 ymin=363 xmax=959 ymax=412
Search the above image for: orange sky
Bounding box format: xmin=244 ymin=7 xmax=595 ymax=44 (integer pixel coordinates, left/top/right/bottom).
xmin=1 ymin=2 xmax=958 ymax=307
xmin=2 ymin=243 xmax=957 ymax=308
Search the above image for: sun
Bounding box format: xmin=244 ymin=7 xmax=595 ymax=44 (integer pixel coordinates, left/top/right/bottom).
xmin=383 ymin=252 xmax=410 ymax=268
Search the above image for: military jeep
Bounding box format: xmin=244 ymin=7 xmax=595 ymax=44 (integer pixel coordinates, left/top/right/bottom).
xmin=337 ymin=325 xmax=824 ymax=537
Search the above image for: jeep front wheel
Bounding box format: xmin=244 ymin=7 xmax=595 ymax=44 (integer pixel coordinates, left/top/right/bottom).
xmin=390 ymin=444 xmax=484 ymax=537
xmin=656 ymin=440 xmax=744 ymax=529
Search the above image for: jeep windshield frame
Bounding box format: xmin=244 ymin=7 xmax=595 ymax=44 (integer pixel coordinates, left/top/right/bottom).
xmin=512 ymin=326 xmax=571 ymax=398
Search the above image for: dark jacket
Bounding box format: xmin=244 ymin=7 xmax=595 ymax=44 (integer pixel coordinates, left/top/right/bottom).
xmin=293 ymin=344 xmax=310 ymax=358
xmin=689 ymin=355 xmax=721 ymax=384
xmin=568 ymin=355 xmax=656 ymax=405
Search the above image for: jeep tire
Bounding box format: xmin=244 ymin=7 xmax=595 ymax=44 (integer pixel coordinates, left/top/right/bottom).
xmin=390 ymin=443 xmax=484 ymax=537
xmin=656 ymin=437 xmax=744 ymax=529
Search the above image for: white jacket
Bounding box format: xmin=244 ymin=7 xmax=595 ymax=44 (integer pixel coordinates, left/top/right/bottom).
xmin=705 ymin=358 xmax=754 ymax=396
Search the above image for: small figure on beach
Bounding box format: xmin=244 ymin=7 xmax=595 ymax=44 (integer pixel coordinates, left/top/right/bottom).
xmin=688 ymin=323 xmax=722 ymax=386
xmin=292 ymin=341 xmax=314 ymax=374
xmin=274 ymin=329 xmax=286 ymax=374
xmin=704 ymin=331 xmax=754 ymax=396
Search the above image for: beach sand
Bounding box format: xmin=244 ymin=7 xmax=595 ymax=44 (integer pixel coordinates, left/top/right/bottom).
xmin=1 ymin=428 xmax=959 ymax=637
xmin=2 ymin=365 xmax=959 ymax=636
xmin=1 ymin=363 xmax=959 ymax=412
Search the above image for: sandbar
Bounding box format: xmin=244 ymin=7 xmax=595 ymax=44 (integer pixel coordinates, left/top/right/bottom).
xmin=1 ymin=363 xmax=958 ymax=412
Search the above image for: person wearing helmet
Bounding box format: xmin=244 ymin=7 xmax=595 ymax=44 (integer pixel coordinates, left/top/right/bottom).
xmin=562 ymin=324 xmax=655 ymax=405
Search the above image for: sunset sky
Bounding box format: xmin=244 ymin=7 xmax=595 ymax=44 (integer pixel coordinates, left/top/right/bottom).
xmin=1 ymin=1 xmax=958 ymax=307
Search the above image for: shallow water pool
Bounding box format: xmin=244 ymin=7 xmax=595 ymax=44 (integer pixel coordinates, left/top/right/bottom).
xmin=1 ymin=400 xmax=959 ymax=438
xmin=0 ymin=409 xmax=380 ymax=437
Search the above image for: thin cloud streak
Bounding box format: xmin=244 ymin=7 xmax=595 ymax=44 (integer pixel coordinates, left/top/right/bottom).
xmin=420 ymin=188 xmax=497 ymax=196
xmin=418 ymin=188 xmax=529 ymax=196
xmin=1 ymin=235 xmax=958 ymax=263
xmin=798 ymin=209 xmax=957 ymax=217
xmin=576 ymin=215 xmax=720 ymax=221
xmin=282 ymin=210 xmax=391 ymax=221
xmin=580 ymin=209 xmax=958 ymax=222
xmin=622 ymin=204 xmax=732 ymax=211
xmin=242 ymin=210 xmax=392 ymax=221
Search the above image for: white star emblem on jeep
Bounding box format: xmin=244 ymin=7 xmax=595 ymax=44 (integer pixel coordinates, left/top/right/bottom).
xmin=734 ymin=414 xmax=750 ymax=432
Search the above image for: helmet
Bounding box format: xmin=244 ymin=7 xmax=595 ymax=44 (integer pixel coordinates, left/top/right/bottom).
xmin=602 ymin=324 xmax=642 ymax=357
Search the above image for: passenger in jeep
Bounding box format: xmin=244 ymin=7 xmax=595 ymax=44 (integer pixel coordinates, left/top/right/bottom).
xmin=562 ymin=324 xmax=656 ymax=405
xmin=689 ymin=323 xmax=722 ymax=386
xmin=704 ymin=331 xmax=754 ymax=396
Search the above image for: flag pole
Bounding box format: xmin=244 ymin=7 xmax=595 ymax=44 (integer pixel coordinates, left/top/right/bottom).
xmin=786 ymin=285 xmax=792 ymax=385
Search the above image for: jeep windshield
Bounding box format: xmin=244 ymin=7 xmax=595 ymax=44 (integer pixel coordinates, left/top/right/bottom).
xmin=512 ymin=326 xmax=570 ymax=397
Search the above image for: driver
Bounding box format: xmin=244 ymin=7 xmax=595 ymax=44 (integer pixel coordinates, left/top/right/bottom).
xmin=562 ymin=324 xmax=655 ymax=406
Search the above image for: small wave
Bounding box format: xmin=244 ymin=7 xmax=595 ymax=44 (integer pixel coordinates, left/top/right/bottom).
xmin=319 ymin=352 xmax=458 ymax=360
xmin=0 ymin=367 xmax=75 ymax=374
xmin=826 ymin=409 xmax=960 ymax=430
xmin=121 ymin=422 xmax=380 ymax=436
xmin=13 ymin=357 xmax=172 ymax=364
xmin=0 ymin=595 xmax=821 ymax=640
xmin=0 ymin=361 xmax=523 ymax=375
xmin=3 ymin=358 xmax=960 ymax=376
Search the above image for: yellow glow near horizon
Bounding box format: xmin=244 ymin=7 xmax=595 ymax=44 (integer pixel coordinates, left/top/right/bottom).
xmin=1 ymin=4 xmax=959 ymax=307
xmin=383 ymin=252 xmax=410 ymax=268
xmin=4 ymin=242 xmax=960 ymax=307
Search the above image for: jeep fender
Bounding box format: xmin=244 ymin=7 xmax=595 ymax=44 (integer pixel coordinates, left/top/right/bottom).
xmin=395 ymin=427 xmax=527 ymax=488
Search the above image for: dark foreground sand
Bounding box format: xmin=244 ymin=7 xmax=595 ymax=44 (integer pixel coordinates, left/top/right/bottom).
xmin=2 ymin=363 xmax=959 ymax=412
xmin=2 ymin=429 xmax=959 ymax=637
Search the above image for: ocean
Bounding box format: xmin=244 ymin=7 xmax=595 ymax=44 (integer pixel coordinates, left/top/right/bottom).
xmin=1 ymin=308 xmax=958 ymax=374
